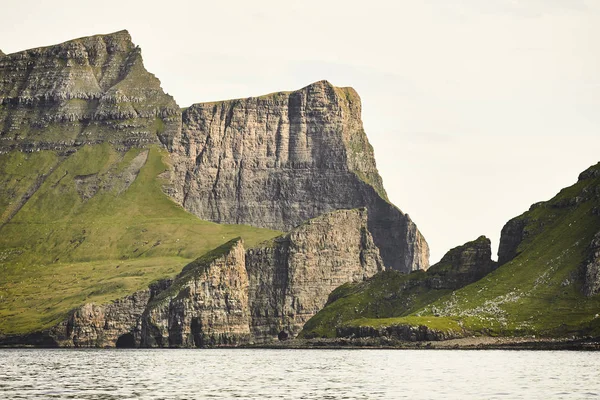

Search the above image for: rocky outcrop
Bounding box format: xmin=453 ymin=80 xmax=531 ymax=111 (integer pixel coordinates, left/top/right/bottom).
xmin=497 ymin=218 xmax=527 ymax=266
xmin=337 ymin=324 xmax=462 ymax=342
xmin=247 ymin=208 xmax=384 ymax=341
xmin=169 ymin=80 xmax=428 ymax=273
xmin=426 ymin=236 xmax=497 ymax=290
xmin=0 ymin=30 xmax=180 ymax=154
xmin=583 ymin=231 xmax=600 ymax=297
xmin=50 ymin=289 xmax=151 ymax=347
xmin=141 ymin=238 xmax=251 ymax=347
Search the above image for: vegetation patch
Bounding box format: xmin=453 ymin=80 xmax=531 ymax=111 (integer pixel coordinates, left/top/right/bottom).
xmin=0 ymin=145 xmax=279 ymax=334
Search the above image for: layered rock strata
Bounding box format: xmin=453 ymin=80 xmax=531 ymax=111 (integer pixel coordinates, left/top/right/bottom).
xmin=1 ymin=31 xmax=428 ymax=272
xmin=170 ymin=80 xmax=429 ymax=272
xmin=141 ymin=238 xmax=251 ymax=347
xmin=0 ymin=30 xmax=180 ymax=154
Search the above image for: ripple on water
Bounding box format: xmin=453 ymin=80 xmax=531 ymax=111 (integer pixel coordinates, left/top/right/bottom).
xmin=1 ymin=349 xmax=599 ymax=399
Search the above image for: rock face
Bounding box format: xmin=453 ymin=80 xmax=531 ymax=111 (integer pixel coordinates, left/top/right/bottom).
xmin=0 ymin=30 xmax=180 ymax=154
xmin=50 ymin=289 xmax=151 ymax=347
xmin=426 ymin=236 xmax=497 ymax=290
xmin=247 ymin=208 xmax=384 ymax=341
xmin=141 ymin=238 xmax=251 ymax=347
xmin=169 ymin=80 xmax=429 ymax=272
xmin=583 ymin=231 xmax=600 ymax=297
xmin=497 ymin=218 xmax=527 ymax=266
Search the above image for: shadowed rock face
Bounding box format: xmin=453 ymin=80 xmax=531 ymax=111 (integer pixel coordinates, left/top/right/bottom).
xmin=583 ymin=231 xmax=600 ymax=297
xmin=498 ymin=218 xmax=527 ymax=266
xmin=170 ymin=80 xmax=429 ymax=272
xmin=246 ymin=208 xmax=384 ymax=341
xmin=426 ymin=236 xmax=497 ymax=290
xmin=141 ymin=238 xmax=251 ymax=348
xmin=0 ymin=30 xmax=180 ymax=154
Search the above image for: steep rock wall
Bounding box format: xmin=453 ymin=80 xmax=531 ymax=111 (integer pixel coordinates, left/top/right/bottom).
xmin=50 ymin=289 xmax=151 ymax=347
xmin=141 ymin=239 xmax=251 ymax=347
xmin=0 ymin=30 xmax=180 ymax=154
xmin=426 ymin=236 xmax=497 ymax=290
xmin=170 ymin=80 xmax=428 ymax=272
xmin=247 ymin=208 xmax=384 ymax=341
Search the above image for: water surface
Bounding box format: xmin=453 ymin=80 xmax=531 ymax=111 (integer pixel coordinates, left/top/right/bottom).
xmin=1 ymin=349 xmax=598 ymax=399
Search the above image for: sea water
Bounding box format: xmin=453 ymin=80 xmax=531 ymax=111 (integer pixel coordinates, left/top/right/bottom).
xmin=1 ymin=348 xmax=598 ymax=399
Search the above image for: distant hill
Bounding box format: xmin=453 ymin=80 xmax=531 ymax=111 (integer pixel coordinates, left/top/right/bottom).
xmin=304 ymin=163 xmax=600 ymax=340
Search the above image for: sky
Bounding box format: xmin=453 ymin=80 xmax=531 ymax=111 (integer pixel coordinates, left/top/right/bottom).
xmin=2 ymin=0 xmax=599 ymax=263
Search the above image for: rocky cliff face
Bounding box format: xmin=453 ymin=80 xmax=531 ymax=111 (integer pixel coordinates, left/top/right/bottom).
xmin=0 ymin=30 xmax=180 ymax=154
xmin=247 ymin=208 xmax=384 ymax=341
xmin=169 ymin=80 xmax=428 ymax=272
xmin=141 ymin=238 xmax=251 ymax=347
xmin=426 ymin=236 xmax=497 ymax=290
xmin=497 ymin=218 xmax=527 ymax=266
xmin=50 ymin=289 xmax=151 ymax=347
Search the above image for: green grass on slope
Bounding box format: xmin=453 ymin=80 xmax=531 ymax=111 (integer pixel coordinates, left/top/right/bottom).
xmin=415 ymin=168 xmax=600 ymax=337
xmin=299 ymin=270 xmax=453 ymax=338
xmin=342 ymin=316 xmax=462 ymax=334
xmin=0 ymin=145 xmax=279 ymax=334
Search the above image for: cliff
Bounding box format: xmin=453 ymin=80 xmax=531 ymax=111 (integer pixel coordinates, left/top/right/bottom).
xmin=0 ymin=30 xmax=181 ymax=154
xmin=247 ymin=208 xmax=384 ymax=341
xmin=169 ymin=81 xmax=429 ymax=272
xmin=414 ymin=162 xmax=600 ymax=337
xmin=323 ymin=162 xmax=600 ymax=340
xmin=141 ymin=238 xmax=251 ymax=347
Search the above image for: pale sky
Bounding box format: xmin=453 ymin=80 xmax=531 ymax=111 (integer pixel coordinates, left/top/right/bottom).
xmin=2 ymin=0 xmax=599 ymax=263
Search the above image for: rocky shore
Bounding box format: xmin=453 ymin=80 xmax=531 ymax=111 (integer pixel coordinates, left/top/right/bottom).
xmin=250 ymin=336 xmax=600 ymax=351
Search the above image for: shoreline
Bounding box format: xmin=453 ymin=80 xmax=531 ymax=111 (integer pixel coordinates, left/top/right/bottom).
xmin=247 ymin=336 xmax=600 ymax=351
xmin=1 ymin=335 xmax=599 ymax=350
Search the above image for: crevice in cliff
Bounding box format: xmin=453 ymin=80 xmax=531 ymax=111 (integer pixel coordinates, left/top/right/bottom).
xmin=210 ymin=155 xmax=223 ymax=221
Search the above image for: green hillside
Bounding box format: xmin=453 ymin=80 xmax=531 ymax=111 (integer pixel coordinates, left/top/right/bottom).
xmin=304 ymin=163 xmax=600 ymax=338
xmin=0 ymin=145 xmax=279 ymax=334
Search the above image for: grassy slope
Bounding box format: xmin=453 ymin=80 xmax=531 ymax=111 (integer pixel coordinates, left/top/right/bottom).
xmin=0 ymin=145 xmax=279 ymax=334
xmin=415 ymin=166 xmax=600 ymax=337
xmin=302 ymin=164 xmax=600 ymax=338
xmin=300 ymin=270 xmax=453 ymax=338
